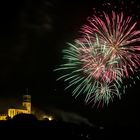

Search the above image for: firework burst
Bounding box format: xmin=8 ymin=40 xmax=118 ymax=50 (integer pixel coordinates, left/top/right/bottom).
xmin=55 ymin=35 xmax=123 ymax=106
xmin=80 ymin=11 xmax=140 ymax=78
xmin=55 ymin=11 xmax=140 ymax=106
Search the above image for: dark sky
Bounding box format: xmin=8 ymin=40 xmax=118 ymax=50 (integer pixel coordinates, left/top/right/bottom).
xmin=0 ymin=0 xmax=140 ymax=127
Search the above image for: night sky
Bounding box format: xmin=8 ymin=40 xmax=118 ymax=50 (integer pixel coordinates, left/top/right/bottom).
xmin=0 ymin=0 xmax=140 ymax=127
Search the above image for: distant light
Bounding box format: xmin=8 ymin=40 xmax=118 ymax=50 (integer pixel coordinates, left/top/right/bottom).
xmin=43 ymin=115 xmax=54 ymax=121
xmin=48 ymin=116 xmax=53 ymax=121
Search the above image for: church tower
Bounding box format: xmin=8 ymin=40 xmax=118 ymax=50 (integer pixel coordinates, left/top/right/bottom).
xmin=22 ymin=88 xmax=31 ymax=114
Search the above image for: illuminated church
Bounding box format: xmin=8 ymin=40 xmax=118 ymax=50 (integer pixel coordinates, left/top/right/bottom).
xmin=0 ymin=95 xmax=31 ymax=120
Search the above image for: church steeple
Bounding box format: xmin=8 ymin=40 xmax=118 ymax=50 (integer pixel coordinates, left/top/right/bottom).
xmin=22 ymin=88 xmax=31 ymax=114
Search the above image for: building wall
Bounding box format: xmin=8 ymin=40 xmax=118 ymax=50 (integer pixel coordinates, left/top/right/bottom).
xmin=0 ymin=114 xmax=7 ymax=120
xmin=8 ymin=109 xmax=28 ymax=118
